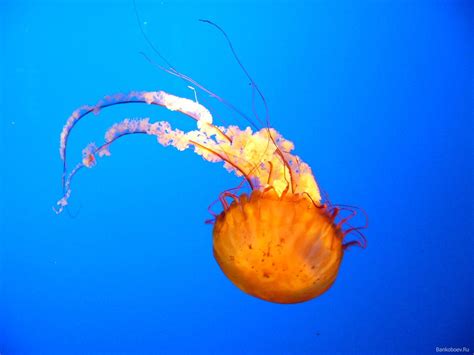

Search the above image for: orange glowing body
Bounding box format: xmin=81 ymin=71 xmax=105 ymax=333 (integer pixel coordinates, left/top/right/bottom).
xmin=56 ymin=23 xmax=366 ymax=305
xmin=213 ymin=189 xmax=343 ymax=304
xmin=56 ymin=90 xmax=367 ymax=304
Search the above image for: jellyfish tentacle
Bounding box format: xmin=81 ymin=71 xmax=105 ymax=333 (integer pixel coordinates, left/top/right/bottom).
xmin=134 ymin=18 xmax=294 ymax=192
xmin=199 ymin=19 xmax=269 ymax=127
xmin=131 ymin=11 xmax=301 ymax=202
xmin=218 ymin=190 xmax=244 ymax=211
xmin=55 ymin=129 xmax=149 ymax=214
xmin=219 ymin=194 xmax=230 ymax=210
xmin=138 ymin=52 xmax=259 ymax=131
xmin=162 ymin=59 xmax=259 ymax=129
xmin=203 ymin=123 xmax=232 ymax=143
xmin=212 ymin=179 xmax=246 ymax=211
xmin=325 ymin=203 xmax=368 ymax=250
xmin=329 ymin=206 xmax=339 ymax=221
xmin=342 ymin=229 xmax=368 ymax=250
xmin=262 ymin=185 xmax=278 ymax=194
xmin=342 ymin=222 xmax=368 ymax=250
xmin=133 ymin=2 xmax=260 ymax=130
xmin=337 ymin=203 xmax=369 ymax=229
xmin=277 ymin=149 xmax=295 ymax=193
xmin=133 ymin=0 xmax=173 ymax=68
xmin=60 ymin=94 xmax=151 ymax=188
xmin=138 ymin=14 xmax=292 ymax=192
xmin=320 ymin=189 xmax=333 ymax=208
xmin=57 ymin=92 xmax=322 ymax=214
xmin=60 ymin=91 xmax=214 ymax=161
xmin=343 ymin=225 xmax=368 ymax=243
xmin=188 ymin=140 xmax=255 ymax=190
xmin=198 ymin=19 xmax=297 ymax=192
xmin=220 ymin=191 xmax=240 ymax=208
xmin=206 ymin=200 xmax=219 ymax=219
xmin=207 ymin=177 xmax=247 ymax=222
xmin=60 ymin=91 xmax=215 ymax=189
xmin=54 ymin=163 xmax=84 ymax=214
xmin=266 ymin=161 xmax=274 ymax=185
xmin=337 ymin=204 xmax=369 ymax=237
xmin=336 ymin=207 xmax=358 ymax=228
xmin=302 ymin=191 xmax=323 ymax=209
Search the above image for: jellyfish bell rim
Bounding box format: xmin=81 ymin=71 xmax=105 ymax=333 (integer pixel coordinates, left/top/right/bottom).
xmin=212 ymin=188 xmax=345 ymax=304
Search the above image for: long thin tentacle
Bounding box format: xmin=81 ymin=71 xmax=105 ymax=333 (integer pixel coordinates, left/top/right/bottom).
xmin=132 ymin=0 xmax=260 ymax=130
xmin=199 ymin=19 xmax=270 ymax=127
xmin=199 ymin=19 xmax=296 ymax=193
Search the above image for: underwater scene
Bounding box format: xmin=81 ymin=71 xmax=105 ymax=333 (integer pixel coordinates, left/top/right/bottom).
xmin=1 ymin=0 xmax=472 ymax=353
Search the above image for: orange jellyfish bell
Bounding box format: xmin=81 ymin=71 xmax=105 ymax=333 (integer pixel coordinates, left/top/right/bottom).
xmin=213 ymin=189 xmax=343 ymax=304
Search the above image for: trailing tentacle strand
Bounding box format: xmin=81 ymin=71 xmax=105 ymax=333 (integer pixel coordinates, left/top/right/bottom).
xmin=56 ymin=91 xmax=321 ymax=214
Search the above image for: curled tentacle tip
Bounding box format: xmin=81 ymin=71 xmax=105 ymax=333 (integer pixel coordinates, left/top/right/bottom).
xmin=342 ymin=239 xmax=367 ymax=251
xmin=54 ymin=196 xmax=69 ymax=215
xmin=52 ymin=205 xmax=63 ymax=215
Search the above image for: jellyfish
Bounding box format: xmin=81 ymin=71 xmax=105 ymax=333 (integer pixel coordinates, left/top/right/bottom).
xmin=55 ymin=21 xmax=367 ymax=304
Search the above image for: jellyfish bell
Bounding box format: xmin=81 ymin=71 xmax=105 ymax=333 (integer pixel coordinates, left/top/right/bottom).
xmin=213 ymin=189 xmax=344 ymax=304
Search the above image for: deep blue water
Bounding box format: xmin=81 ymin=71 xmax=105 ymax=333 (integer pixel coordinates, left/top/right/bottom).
xmin=1 ymin=0 xmax=472 ymax=354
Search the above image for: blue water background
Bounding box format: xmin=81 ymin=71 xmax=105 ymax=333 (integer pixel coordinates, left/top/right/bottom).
xmin=1 ymin=0 xmax=472 ymax=353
